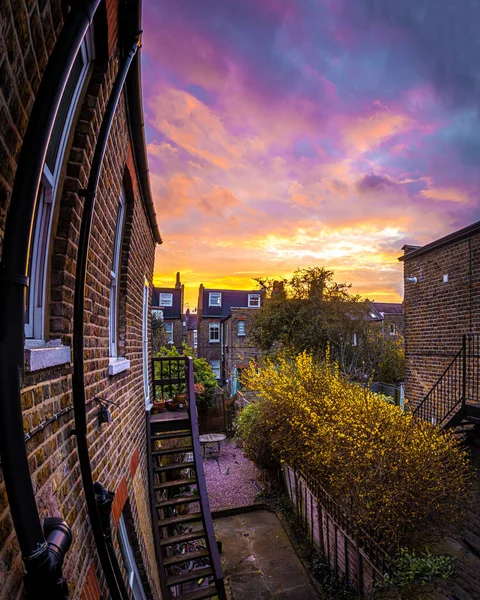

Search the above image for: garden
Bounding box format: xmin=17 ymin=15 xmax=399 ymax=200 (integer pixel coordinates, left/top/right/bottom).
xmin=235 ymin=350 xmax=474 ymax=595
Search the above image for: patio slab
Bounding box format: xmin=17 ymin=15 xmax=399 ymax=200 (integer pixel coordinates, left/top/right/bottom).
xmin=214 ymin=510 xmax=319 ymax=599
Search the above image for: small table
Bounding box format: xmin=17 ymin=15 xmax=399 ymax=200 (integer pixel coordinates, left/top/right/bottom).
xmin=199 ymin=433 xmax=226 ymax=458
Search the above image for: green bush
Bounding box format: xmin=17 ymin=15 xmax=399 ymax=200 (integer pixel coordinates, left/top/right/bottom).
xmin=385 ymin=548 xmax=456 ymax=587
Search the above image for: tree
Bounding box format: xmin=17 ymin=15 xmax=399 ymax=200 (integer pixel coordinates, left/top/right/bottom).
xmin=252 ymin=267 xmax=386 ymax=381
xmin=238 ymin=351 xmax=472 ymax=550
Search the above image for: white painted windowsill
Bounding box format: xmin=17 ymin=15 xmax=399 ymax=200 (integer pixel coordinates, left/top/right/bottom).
xmin=108 ymin=357 xmax=130 ymax=376
xmin=24 ymin=341 xmax=71 ymax=372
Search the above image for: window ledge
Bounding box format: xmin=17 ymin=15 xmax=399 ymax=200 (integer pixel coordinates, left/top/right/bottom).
xmin=108 ymin=357 xmax=130 ymax=376
xmin=24 ymin=343 xmax=71 ymax=372
xmin=209 ymin=340 xmax=220 ymax=343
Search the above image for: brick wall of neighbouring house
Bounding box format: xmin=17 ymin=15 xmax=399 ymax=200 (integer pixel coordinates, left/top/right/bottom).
xmin=225 ymin=308 xmax=262 ymax=380
xmin=402 ymin=234 xmax=480 ymax=408
xmin=197 ymin=318 xmax=222 ymax=364
xmin=0 ymin=2 xmax=161 ymax=599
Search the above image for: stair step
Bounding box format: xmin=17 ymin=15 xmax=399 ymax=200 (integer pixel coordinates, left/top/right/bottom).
xmin=156 ymin=495 xmax=199 ymax=509
xmin=155 ymin=478 xmax=197 ymax=491
xmin=159 ymin=512 xmax=203 ymax=527
xmin=173 ymin=583 xmax=218 ymax=600
xmin=163 ymin=548 xmax=210 ymax=566
xmin=151 ymin=431 xmax=191 ymax=441
xmin=167 ymin=566 xmax=213 ymax=587
xmin=154 ymin=462 xmax=195 ymax=473
xmin=153 ymin=447 xmax=193 ymax=456
xmin=160 ymin=529 xmax=206 ymax=547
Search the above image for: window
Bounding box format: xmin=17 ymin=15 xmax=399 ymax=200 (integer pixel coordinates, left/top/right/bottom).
xmin=164 ymin=322 xmax=174 ymax=344
xmin=209 ymin=292 xmax=222 ymax=307
xmin=142 ymin=281 xmax=150 ymax=409
xmin=238 ymin=321 xmax=246 ymax=336
xmin=109 ymin=188 xmax=126 ymax=358
xmin=118 ymin=515 xmax=148 ymax=600
xmin=152 ymin=309 xmax=164 ymax=320
xmin=26 ymin=37 xmax=91 ymax=342
xmin=390 ymin=323 xmax=396 ymax=335
xmin=248 ymin=293 xmax=260 ymax=308
xmin=209 ymin=322 xmax=220 ymax=342
xmin=209 ymin=359 xmax=221 ymax=379
xmin=193 ymin=329 xmax=198 ymax=349
xmin=159 ymin=293 xmax=173 ymax=307
xmin=352 ymin=333 xmax=358 ymax=347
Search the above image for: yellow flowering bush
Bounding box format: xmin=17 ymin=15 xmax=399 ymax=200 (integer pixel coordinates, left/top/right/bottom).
xmin=240 ymin=351 xmax=473 ymax=550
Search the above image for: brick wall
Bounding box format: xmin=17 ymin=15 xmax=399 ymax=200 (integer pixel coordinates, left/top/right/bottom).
xmin=402 ymin=234 xmax=480 ymax=407
xmin=224 ymin=308 xmax=262 ymax=381
xmin=197 ymin=318 xmax=222 ymax=364
xmin=0 ymin=2 xmax=161 ymax=598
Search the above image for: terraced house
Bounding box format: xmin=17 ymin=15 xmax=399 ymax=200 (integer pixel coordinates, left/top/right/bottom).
xmin=0 ymin=2 xmax=226 ymax=599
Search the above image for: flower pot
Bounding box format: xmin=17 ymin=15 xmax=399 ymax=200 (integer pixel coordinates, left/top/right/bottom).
xmin=152 ymin=401 xmax=165 ymax=414
xmin=165 ymin=400 xmax=180 ymax=412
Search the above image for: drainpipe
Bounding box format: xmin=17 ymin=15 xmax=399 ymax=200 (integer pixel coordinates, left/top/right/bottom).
xmin=71 ymin=36 xmax=141 ymax=600
xmin=0 ymin=2 xmax=100 ymax=597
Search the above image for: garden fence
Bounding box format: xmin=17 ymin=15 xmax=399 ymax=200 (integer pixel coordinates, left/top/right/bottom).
xmin=283 ymin=465 xmax=392 ymax=597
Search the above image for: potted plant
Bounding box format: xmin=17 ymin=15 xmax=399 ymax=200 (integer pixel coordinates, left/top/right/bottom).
xmin=165 ymin=398 xmax=180 ymax=412
xmin=152 ymin=399 xmax=165 ymax=414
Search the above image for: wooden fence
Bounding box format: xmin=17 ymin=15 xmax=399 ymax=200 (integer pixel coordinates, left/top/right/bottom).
xmin=283 ymin=465 xmax=391 ymax=597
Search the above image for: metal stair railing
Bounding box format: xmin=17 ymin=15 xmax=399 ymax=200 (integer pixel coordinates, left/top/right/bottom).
xmin=184 ymin=356 xmax=227 ymax=599
xmin=413 ymin=333 xmax=480 ymax=428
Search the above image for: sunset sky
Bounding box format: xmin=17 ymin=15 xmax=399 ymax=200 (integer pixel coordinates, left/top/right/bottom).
xmin=142 ymin=0 xmax=480 ymax=309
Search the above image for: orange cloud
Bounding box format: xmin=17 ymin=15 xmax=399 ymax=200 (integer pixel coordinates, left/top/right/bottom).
xmin=343 ymin=111 xmax=412 ymax=153
xmin=419 ymin=187 xmax=470 ymax=203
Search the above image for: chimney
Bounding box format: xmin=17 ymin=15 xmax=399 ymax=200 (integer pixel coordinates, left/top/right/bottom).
xmin=175 ymin=272 xmax=181 ymax=289
xmin=198 ymin=284 xmax=204 ymax=317
xmin=272 ymin=280 xmax=284 ymax=297
xmin=402 ymin=244 xmax=421 ymax=255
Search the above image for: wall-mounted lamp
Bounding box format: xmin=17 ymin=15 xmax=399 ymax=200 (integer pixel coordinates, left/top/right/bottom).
xmin=95 ymin=396 xmax=120 ymax=427
xmin=405 ymin=277 xmax=418 ymax=284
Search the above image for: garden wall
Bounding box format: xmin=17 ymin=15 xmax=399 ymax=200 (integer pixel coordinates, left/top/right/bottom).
xmin=283 ymin=465 xmax=390 ymax=597
xmin=199 ymin=390 xmax=228 ymax=433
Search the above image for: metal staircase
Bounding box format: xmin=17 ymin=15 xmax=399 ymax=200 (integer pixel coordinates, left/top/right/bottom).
xmin=147 ymin=356 xmax=226 ymax=600
xmin=413 ymin=333 xmax=480 ymax=433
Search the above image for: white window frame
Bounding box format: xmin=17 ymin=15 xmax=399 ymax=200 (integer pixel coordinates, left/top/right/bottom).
xmin=109 ymin=187 xmax=126 ymax=358
xmin=209 ymin=292 xmax=222 ymax=307
xmin=390 ymin=323 xmax=396 ymax=336
xmin=26 ymin=38 xmax=91 ymax=343
xmin=237 ymin=321 xmax=246 ymax=336
xmin=193 ymin=329 xmax=198 ymax=349
xmin=248 ymin=293 xmax=260 ymax=308
xmin=118 ymin=515 xmax=147 ymax=600
xmin=152 ymin=309 xmax=164 ymax=320
xmin=164 ymin=322 xmax=174 ymax=344
xmin=159 ymin=293 xmax=173 ymax=307
xmin=209 ymin=359 xmax=221 ymax=379
xmin=142 ymin=281 xmax=150 ymax=409
xmin=352 ymin=333 xmax=358 ymax=347
xmin=209 ymin=322 xmax=220 ymax=343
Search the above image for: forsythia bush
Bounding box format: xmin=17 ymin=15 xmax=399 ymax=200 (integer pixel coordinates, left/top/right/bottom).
xmin=240 ymin=352 xmax=473 ymax=550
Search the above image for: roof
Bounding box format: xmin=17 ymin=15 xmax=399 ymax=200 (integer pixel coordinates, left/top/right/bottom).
xmin=152 ymin=286 xmax=182 ymax=319
xmin=399 ymin=221 xmax=480 ymax=262
xmin=185 ymin=312 xmax=198 ymax=330
xmin=371 ymin=302 xmax=403 ymax=316
xmin=200 ymin=288 xmax=261 ymax=318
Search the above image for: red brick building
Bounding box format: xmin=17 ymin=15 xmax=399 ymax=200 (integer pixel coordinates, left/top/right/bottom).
xmin=196 ymin=285 xmax=262 ymax=380
xmin=400 ymin=221 xmax=480 ymax=407
xmin=152 ymin=273 xmax=185 ymax=350
xmin=0 ymin=1 xmax=163 ymax=598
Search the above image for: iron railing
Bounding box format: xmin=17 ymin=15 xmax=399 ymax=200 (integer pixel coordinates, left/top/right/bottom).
xmin=413 ymin=333 xmax=480 ymax=427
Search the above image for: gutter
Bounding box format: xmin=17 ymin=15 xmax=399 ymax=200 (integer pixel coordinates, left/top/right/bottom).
xmin=0 ymin=1 xmax=100 ymax=597
xmin=71 ymin=36 xmax=141 ymax=600
xmin=124 ymin=1 xmax=162 ymax=245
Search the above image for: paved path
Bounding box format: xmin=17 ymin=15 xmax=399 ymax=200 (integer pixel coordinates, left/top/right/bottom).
xmin=214 ymin=510 xmax=319 ymax=600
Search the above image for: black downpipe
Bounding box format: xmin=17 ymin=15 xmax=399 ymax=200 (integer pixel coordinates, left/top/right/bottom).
xmin=71 ymin=38 xmax=141 ymax=600
xmin=0 ymin=1 xmax=100 ymax=597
